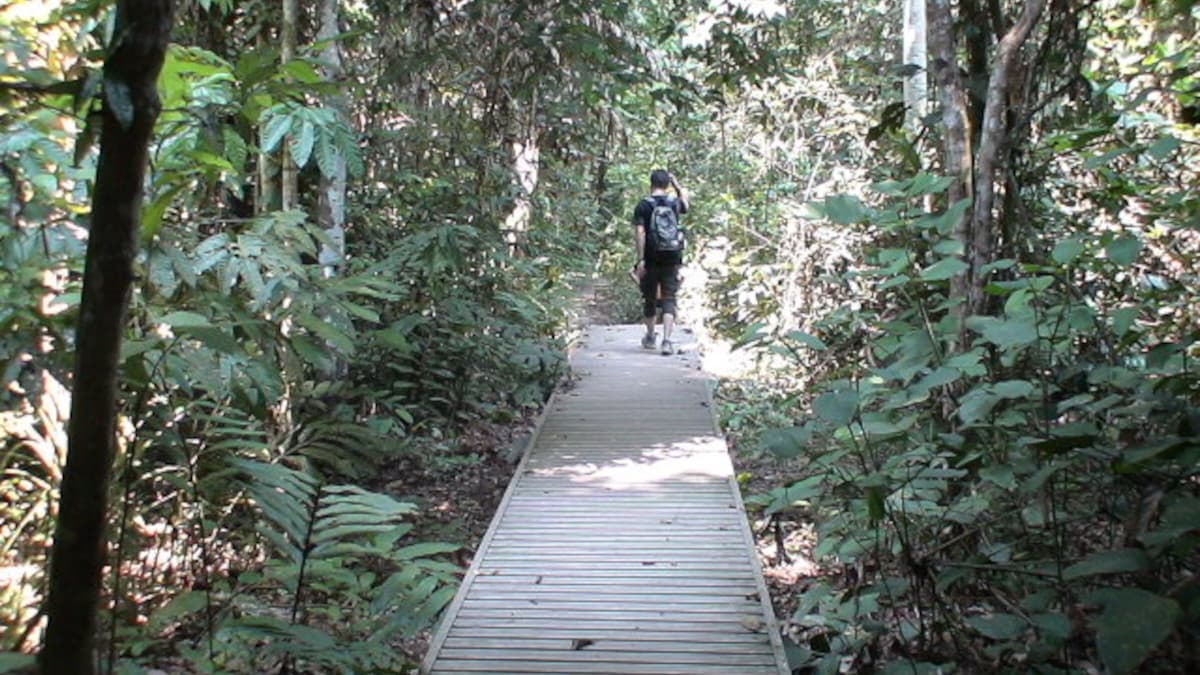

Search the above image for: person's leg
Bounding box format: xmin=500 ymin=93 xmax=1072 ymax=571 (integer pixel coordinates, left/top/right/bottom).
xmin=639 ymin=268 xmax=657 ymax=348
xmin=658 ymin=265 xmax=681 ymax=354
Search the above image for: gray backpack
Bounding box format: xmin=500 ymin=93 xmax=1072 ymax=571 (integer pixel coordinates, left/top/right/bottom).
xmin=647 ymin=196 xmax=684 ymax=258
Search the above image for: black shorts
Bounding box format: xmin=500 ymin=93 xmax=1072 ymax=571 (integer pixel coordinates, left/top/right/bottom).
xmin=640 ymin=264 xmax=680 ymax=317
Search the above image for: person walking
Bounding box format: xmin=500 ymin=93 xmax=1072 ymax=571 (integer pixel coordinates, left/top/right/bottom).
xmin=633 ymin=170 xmax=689 ymax=355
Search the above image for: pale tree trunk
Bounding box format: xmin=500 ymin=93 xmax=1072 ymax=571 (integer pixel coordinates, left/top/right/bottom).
xmin=503 ymin=87 xmax=540 ymax=257
xmin=39 ymin=2 xmax=172 ymax=673
xmin=280 ymin=0 xmax=299 ymax=210
xmin=927 ymin=0 xmax=975 ymax=313
xmin=317 ymin=0 xmax=346 ymax=278
xmin=966 ymin=0 xmax=1047 ymax=315
xmin=257 ymin=29 xmax=279 ymax=213
xmin=902 ymin=0 xmax=928 ymax=134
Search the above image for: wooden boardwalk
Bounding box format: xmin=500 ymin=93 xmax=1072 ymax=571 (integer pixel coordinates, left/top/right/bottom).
xmin=422 ymin=324 xmax=788 ymax=675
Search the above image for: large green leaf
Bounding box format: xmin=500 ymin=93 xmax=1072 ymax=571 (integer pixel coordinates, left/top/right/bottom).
xmin=1052 ymin=237 xmax=1085 ymax=265
xmin=814 ymin=390 xmax=858 ymax=426
xmin=1063 ymin=548 xmax=1150 ymax=581
xmin=967 ymin=613 xmax=1026 ymax=640
xmin=919 ymin=257 xmax=967 ymax=281
xmin=784 ymin=330 xmax=827 ymax=351
xmin=965 ymin=317 xmax=1039 ymax=349
xmin=1089 ymin=588 xmax=1181 ymax=675
xmin=1106 ymin=236 xmax=1142 ymax=266
xmin=760 ymin=425 xmax=812 ymax=459
xmin=822 ymin=194 xmax=866 ymax=225
xmin=289 ymin=119 xmax=316 ymax=168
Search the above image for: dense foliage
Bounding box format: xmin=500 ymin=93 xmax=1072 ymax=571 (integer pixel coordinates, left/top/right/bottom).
xmin=1 ymin=0 xmax=1196 ymax=672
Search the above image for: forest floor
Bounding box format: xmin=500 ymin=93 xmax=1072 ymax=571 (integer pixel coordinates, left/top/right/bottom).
xmin=385 ymin=418 xmax=532 ymax=664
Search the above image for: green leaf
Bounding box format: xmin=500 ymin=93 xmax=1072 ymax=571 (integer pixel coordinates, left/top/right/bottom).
xmin=784 ymin=330 xmax=827 ymax=351
xmin=142 ymin=184 xmax=186 ymax=243
xmin=296 ymin=314 xmax=355 ymax=355
xmin=1146 ymin=134 xmax=1180 ymax=159
xmin=1140 ymin=497 xmax=1200 ymax=548
xmin=967 ymin=613 xmax=1026 ymax=640
xmin=289 ymin=120 xmax=316 ymax=168
xmin=1052 ymin=237 xmax=1085 ymax=265
xmin=148 ymin=590 xmax=207 ymax=632
xmin=1089 ymin=588 xmax=1181 ymax=675
xmin=159 ymin=311 xmax=212 ymax=328
xmin=1106 ymin=236 xmax=1142 ymax=266
xmin=919 ymin=257 xmax=967 ymax=281
xmin=1063 ymin=548 xmax=1151 ymax=581
xmin=921 ymin=198 xmax=971 ymax=234
xmin=958 ymin=389 xmax=1000 ymax=425
xmin=966 ymin=317 xmax=1039 ymax=349
xmin=814 ymin=390 xmax=858 ymax=426
xmin=992 ymin=380 xmax=1035 ymax=399
xmin=1111 ymin=306 xmax=1138 ymax=337
xmin=822 ymin=194 xmax=866 ymax=225
xmin=1031 ymin=613 xmax=1071 ymax=643
xmin=261 ymin=109 xmax=293 ymax=152
xmin=733 ymin=322 xmax=767 ymax=350
xmin=760 ymin=425 xmax=811 ymax=459
xmin=0 ymin=654 xmax=36 ymax=672
xmin=394 ymin=542 xmax=460 ymax=560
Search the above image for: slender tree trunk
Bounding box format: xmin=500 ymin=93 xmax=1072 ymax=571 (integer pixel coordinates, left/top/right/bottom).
xmin=902 ymin=0 xmax=928 ymax=134
xmin=960 ymin=0 xmax=992 ymax=142
xmin=967 ymin=0 xmax=1047 ymax=315
xmin=257 ymin=33 xmax=279 ymax=213
xmin=927 ymin=0 xmax=975 ymax=313
xmin=503 ymin=86 xmax=541 ymax=258
xmin=280 ymin=0 xmax=299 ymax=210
xmin=39 ymin=3 xmax=172 ymax=673
xmin=317 ymin=0 xmax=346 ymax=277
xmin=960 ymin=0 xmax=1046 ymax=314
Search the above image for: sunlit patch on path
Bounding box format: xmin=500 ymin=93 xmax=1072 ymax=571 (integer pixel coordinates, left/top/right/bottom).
xmin=422 ymin=324 xmax=787 ymax=675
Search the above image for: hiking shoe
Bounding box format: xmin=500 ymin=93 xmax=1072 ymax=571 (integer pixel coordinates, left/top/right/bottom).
xmin=661 ymin=339 xmax=674 ymax=356
xmin=641 ymin=332 xmax=657 ymax=350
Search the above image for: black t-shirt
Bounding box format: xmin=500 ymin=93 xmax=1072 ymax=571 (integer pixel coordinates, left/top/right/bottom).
xmin=634 ymin=194 xmax=688 ymax=264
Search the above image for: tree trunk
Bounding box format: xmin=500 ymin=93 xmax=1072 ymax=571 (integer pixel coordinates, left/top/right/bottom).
xmin=39 ymin=3 xmax=172 ymax=673
xmin=902 ymin=0 xmax=928 ymax=134
xmin=966 ymin=0 xmax=1047 ymax=315
xmin=317 ymin=0 xmax=346 ymax=277
xmin=257 ymin=33 xmax=279 ymax=214
xmin=280 ymin=0 xmax=299 ymax=210
xmin=960 ymin=0 xmax=992 ymax=142
xmin=503 ymin=86 xmax=541 ymax=258
xmin=927 ymin=0 xmax=975 ymax=312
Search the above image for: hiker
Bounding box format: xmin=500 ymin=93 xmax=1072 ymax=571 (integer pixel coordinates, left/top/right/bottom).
xmin=633 ymin=169 xmax=689 ymax=355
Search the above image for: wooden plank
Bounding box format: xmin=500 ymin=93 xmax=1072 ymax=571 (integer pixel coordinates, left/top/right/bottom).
xmin=436 ymin=648 xmax=775 ymax=666
xmin=460 ymin=593 xmax=761 ymax=607
xmin=433 ymin=661 xmax=777 ymax=675
xmin=440 ymin=628 xmax=769 ymax=644
xmin=441 ymin=637 xmax=767 ymax=651
xmin=467 ymin=587 xmax=760 ymax=600
xmin=468 ymin=576 xmax=757 ymax=587
xmin=448 ymin=616 xmax=768 ymax=632
xmin=453 ymin=605 xmax=763 ymax=619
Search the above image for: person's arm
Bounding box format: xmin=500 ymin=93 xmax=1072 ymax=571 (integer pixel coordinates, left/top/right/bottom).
xmin=671 ymin=174 xmax=690 ymax=212
xmin=633 ymin=202 xmax=647 ymax=274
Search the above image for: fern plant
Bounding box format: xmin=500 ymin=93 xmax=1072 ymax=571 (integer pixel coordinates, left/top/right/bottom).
xmin=212 ymin=459 xmax=458 ymax=674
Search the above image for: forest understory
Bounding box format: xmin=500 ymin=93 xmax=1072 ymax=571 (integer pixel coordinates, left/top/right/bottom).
xmin=3 ymin=0 xmax=1198 ymax=673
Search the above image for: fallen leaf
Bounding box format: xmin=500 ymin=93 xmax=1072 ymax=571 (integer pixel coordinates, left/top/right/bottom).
xmin=741 ymin=616 xmax=765 ymax=633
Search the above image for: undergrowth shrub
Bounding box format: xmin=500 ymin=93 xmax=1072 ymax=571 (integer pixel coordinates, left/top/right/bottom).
xmin=740 ymin=169 xmax=1199 ymax=673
